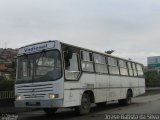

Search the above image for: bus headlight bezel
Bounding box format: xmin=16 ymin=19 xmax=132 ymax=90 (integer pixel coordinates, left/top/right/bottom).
xmin=48 ymin=93 xmax=58 ymax=99
xmin=16 ymin=95 xmax=22 ymax=100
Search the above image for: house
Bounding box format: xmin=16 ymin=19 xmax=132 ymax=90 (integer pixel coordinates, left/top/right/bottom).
xmin=0 ymin=48 xmax=18 ymax=80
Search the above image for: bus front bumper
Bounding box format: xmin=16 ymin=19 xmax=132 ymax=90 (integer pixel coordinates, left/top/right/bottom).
xmin=15 ymin=99 xmax=63 ymax=108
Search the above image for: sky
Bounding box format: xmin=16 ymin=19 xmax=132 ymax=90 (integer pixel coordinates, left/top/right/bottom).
xmin=0 ymin=0 xmax=160 ymax=65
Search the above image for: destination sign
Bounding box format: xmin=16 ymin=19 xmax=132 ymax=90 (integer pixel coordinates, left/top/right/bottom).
xmin=18 ymin=41 xmax=55 ymax=55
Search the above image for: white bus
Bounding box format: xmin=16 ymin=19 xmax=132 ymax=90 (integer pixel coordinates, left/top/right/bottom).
xmin=15 ymin=40 xmax=145 ymax=115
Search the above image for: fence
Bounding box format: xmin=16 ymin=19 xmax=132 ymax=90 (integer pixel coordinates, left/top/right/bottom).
xmin=0 ymin=91 xmax=15 ymax=99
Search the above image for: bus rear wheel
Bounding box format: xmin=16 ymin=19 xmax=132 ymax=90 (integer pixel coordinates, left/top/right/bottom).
xmin=118 ymin=90 xmax=132 ymax=106
xmin=43 ymin=108 xmax=58 ymax=115
xmin=75 ymin=93 xmax=91 ymax=115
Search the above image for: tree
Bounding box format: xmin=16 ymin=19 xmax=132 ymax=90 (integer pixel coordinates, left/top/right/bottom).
xmin=145 ymin=71 xmax=160 ymax=87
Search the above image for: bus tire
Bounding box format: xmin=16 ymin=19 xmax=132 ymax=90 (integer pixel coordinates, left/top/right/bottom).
xmin=75 ymin=93 xmax=91 ymax=115
xmin=118 ymin=90 xmax=132 ymax=106
xmin=43 ymin=108 xmax=58 ymax=115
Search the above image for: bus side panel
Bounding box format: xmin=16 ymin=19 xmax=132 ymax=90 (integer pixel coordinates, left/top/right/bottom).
xmin=63 ymin=82 xmax=81 ymax=107
xmin=120 ymin=76 xmax=130 ymax=99
xmin=120 ymin=77 xmax=144 ymax=99
xmin=95 ymin=74 xmax=109 ymax=103
xmin=138 ymin=78 xmax=145 ymax=95
xmin=131 ymin=78 xmax=139 ymax=97
xmin=109 ymin=76 xmax=121 ymax=101
xmin=63 ymin=73 xmax=96 ymax=107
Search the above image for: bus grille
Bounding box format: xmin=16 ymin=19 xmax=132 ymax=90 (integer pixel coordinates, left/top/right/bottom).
xmin=16 ymin=84 xmax=53 ymax=99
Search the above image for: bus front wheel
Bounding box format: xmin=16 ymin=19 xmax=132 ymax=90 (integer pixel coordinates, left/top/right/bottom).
xmin=75 ymin=93 xmax=91 ymax=115
xmin=43 ymin=108 xmax=58 ymax=115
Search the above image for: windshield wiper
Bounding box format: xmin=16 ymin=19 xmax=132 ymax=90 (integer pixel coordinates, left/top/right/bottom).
xmin=23 ymin=53 xmax=28 ymax=58
xmin=35 ymin=49 xmax=46 ymax=65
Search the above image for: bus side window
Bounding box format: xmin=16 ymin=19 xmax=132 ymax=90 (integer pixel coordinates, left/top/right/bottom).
xmin=108 ymin=57 xmax=119 ymax=75
xmin=81 ymin=50 xmax=94 ymax=72
xmin=119 ymin=60 xmax=128 ymax=75
xmin=94 ymin=53 xmax=108 ymax=73
xmin=132 ymin=63 xmax=138 ymax=76
xmin=127 ymin=62 xmax=134 ymax=76
xmin=136 ymin=64 xmax=144 ymax=77
xmin=64 ymin=52 xmax=80 ymax=80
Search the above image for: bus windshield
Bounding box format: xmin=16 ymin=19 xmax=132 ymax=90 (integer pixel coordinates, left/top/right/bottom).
xmin=16 ymin=50 xmax=62 ymax=84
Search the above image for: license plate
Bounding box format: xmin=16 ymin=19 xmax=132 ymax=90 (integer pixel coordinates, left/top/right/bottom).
xmin=26 ymin=102 xmax=40 ymax=106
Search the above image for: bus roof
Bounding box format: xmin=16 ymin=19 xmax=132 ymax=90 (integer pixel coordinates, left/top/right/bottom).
xmin=60 ymin=41 xmax=143 ymax=65
xmin=18 ymin=40 xmax=143 ymax=65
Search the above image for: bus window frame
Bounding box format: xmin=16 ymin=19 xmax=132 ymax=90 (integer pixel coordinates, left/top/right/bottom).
xmin=61 ymin=43 xmax=144 ymax=80
xmin=93 ymin=53 xmax=108 ymax=74
xmin=136 ymin=64 xmax=144 ymax=77
xmin=108 ymin=57 xmax=120 ymax=75
xmin=118 ymin=59 xmax=129 ymax=76
xmin=16 ymin=49 xmax=63 ymax=84
xmin=63 ymin=51 xmax=81 ymax=81
xmin=132 ymin=62 xmax=138 ymax=77
xmin=80 ymin=50 xmax=94 ymax=73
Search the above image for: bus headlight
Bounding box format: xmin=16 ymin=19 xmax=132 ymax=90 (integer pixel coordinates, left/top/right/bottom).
xmin=48 ymin=93 xmax=58 ymax=99
xmin=16 ymin=95 xmax=22 ymax=100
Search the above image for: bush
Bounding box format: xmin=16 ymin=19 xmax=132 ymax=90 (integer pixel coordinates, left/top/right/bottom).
xmin=0 ymin=80 xmax=15 ymax=91
xmin=0 ymin=76 xmax=5 ymax=81
xmin=145 ymin=71 xmax=160 ymax=87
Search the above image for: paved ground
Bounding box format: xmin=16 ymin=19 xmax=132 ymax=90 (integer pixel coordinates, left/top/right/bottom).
xmin=15 ymin=94 xmax=160 ymax=120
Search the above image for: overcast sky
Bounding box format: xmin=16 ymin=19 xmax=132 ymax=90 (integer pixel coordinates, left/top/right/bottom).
xmin=0 ymin=0 xmax=160 ymax=65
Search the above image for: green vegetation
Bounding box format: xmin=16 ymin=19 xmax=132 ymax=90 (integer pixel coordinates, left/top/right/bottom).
xmin=145 ymin=71 xmax=160 ymax=87
xmin=0 ymin=72 xmax=15 ymax=91
xmin=0 ymin=79 xmax=15 ymax=91
xmin=0 ymin=76 xmax=6 ymax=81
